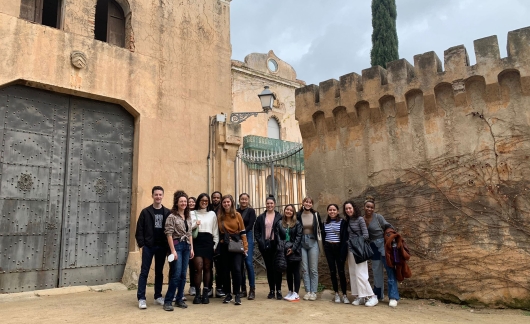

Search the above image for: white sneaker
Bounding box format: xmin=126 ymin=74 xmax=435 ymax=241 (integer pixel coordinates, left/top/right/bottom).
xmin=138 ymin=299 xmax=147 ymax=309
xmin=309 ymin=292 xmax=317 ymax=301
xmin=290 ymin=292 xmax=300 ymax=302
xmin=155 ymin=297 xmax=164 ymax=305
xmin=284 ymin=291 xmax=294 ymax=301
xmin=303 ymin=292 xmax=311 ymax=300
xmin=365 ymin=296 xmax=379 ymax=307
xmin=189 ymin=287 xmax=196 ymax=296
xmin=343 ymin=294 xmax=350 ymax=304
xmin=334 ymin=292 xmax=341 ymax=303
xmin=389 ymin=299 xmax=398 ymax=307
xmin=352 ymin=297 xmax=364 ymax=306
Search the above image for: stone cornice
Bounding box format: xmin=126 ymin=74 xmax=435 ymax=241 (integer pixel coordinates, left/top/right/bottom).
xmin=231 ymin=65 xmax=305 ymax=89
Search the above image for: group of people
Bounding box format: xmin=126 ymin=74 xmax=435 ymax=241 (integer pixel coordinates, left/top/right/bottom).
xmin=135 ymin=186 xmax=402 ymax=311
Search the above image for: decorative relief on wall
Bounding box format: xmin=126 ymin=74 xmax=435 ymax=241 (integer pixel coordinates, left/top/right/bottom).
xmin=17 ymin=173 xmax=33 ymax=192
xmin=93 ymin=177 xmax=107 ymax=195
xmin=70 ymin=51 xmax=88 ymax=69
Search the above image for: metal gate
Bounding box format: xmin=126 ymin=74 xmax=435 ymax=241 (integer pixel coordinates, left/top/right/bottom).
xmin=0 ymin=85 xmax=133 ymax=293
xmin=234 ymin=136 xmax=305 ymax=270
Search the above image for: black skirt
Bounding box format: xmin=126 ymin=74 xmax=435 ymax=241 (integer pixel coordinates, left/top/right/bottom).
xmin=194 ymin=232 xmax=215 ymax=260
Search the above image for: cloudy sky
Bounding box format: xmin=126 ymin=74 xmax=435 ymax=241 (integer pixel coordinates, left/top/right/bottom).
xmin=230 ymin=0 xmax=530 ymax=85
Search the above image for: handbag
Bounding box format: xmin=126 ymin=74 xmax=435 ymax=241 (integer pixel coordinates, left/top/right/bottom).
xmin=222 ymin=221 xmax=244 ymax=254
xmin=191 ymin=211 xmax=199 ymax=239
xmin=315 ymin=212 xmax=325 ymax=257
xmin=275 ymin=239 xmax=288 ymax=272
xmin=347 ymin=218 xmax=374 ymax=264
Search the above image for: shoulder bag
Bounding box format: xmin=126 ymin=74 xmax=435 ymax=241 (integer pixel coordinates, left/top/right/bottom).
xmin=191 ymin=211 xmax=199 ymax=239
xmin=315 ymin=212 xmax=325 ymax=257
xmin=222 ymin=220 xmax=244 ymax=254
xmin=347 ymin=218 xmax=374 ymax=264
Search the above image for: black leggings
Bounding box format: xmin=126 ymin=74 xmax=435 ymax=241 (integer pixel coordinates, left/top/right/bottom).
xmin=193 ymin=256 xmax=212 ymax=291
xmin=263 ymin=248 xmax=282 ymax=292
xmin=220 ymin=245 xmax=243 ymax=295
xmin=286 ymin=261 xmax=301 ymax=293
xmin=324 ymin=242 xmax=347 ymax=294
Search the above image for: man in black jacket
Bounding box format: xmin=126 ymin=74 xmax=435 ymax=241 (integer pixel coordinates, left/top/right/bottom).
xmin=136 ymin=186 xmax=171 ymax=309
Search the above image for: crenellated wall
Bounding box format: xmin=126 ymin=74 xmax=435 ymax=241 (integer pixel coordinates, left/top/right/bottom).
xmin=295 ymin=26 xmax=530 ymax=307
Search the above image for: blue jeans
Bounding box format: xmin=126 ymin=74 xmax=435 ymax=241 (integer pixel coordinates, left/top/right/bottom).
xmin=301 ymin=235 xmax=319 ymax=293
xmin=164 ymin=241 xmax=191 ymax=303
xmin=137 ymin=245 xmax=167 ymax=301
xmin=242 ymin=231 xmax=256 ymax=288
xmin=371 ymin=238 xmax=400 ymax=300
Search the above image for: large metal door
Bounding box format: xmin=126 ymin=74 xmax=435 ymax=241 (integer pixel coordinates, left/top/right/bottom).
xmin=59 ymin=97 xmax=133 ymax=287
xmin=0 ymin=85 xmax=133 ymax=292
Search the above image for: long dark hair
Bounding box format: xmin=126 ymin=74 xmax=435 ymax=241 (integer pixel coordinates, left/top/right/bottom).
xmin=196 ymin=193 xmax=210 ymax=210
xmin=171 ymin=190 xmax=190 ymax=220
xmin=218 ymin=195 xmax=236 ymax=220
xmin=282 ymin=204 xmax=297 ymax=228
xmin=343 ymin=200 xmax=361 ymax=223
xmin=325 ymin=203 xmax=341 ymax=224
xmin=188 ymin=196 xmax=196 ymax=211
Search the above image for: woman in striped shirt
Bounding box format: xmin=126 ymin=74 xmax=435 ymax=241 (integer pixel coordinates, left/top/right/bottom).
xmin=322 ymin=204 xmax=349 ymax=304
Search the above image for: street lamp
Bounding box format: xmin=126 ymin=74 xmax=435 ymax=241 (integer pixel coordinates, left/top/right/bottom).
xmin=230 ymin=86 xmax=276 ymax=124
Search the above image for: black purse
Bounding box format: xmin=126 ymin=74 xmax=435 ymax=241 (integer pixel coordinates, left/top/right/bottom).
xmin=222 ymin=221 xmax=244 ymax=254
xmin=348 ymin=218 xmax=374 ymax=264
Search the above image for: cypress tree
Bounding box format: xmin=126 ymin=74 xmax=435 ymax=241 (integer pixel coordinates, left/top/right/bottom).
xmin=370 ymin=0 xmax=399 ymax=68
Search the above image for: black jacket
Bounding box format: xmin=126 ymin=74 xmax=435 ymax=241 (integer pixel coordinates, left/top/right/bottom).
xmin=296 ymin=209 xmax=324 ymax=240
xmin=274 ymin=220 xmax=303 ymax=253
xmin=254 ymin=210 xmax=282 ymax=253
xmin=322 ymin=218 xmax=349 ymax=262
xmin=135 ymin=204 xmax=171 ymax=248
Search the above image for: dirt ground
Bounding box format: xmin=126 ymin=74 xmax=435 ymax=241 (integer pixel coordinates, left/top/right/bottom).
xmin=1 ymin=281 xmax=528 ymax=324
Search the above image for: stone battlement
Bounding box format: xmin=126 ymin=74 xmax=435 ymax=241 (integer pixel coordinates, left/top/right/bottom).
xmin=295 ymin=26 xmax=530 ymax=137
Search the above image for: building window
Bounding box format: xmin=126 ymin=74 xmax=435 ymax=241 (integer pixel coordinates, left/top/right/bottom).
xmin=268 ymin=117 xmax=280 ymax=140
xmin=95 ymin=0 xmax=126 ymax=47
xmin=267 ymin=59 xmax=278 ymax=73
xmin=20 ymin=0 xmax=63 ymax=28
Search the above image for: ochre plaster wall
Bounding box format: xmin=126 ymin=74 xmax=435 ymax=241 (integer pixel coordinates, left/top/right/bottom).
xmin=295 ymin=27 xmax=530 ymax=307
xmin=0 ymin=0 xmax=233 ymax=285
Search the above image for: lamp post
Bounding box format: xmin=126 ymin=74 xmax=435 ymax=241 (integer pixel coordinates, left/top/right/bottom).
xmin=230 ymin=86 xmax=276 ymax=124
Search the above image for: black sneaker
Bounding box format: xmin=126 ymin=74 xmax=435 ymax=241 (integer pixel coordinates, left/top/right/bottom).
xmin=163 ymin=303 xmax=174 ymax=311
xmin=223 ymin=294 xmax=233 ymax=304
xmin=175 ymin=301 xmax=188 ymax=309
xmin=216 ymin=288 xmax=226 ymax=298
xmin=276 ymin=290 xmax=282 ymax=300
xmin=267 ymin=290 xmax=275 ymax=299
xmin=234 ymin=294 xmax=241 ymax=305
xmin=193 ymin=294 xmax=202 ymax=304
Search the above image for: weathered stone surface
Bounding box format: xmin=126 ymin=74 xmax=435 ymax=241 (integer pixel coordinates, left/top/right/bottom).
xmin=295 ymin=26 xmax=530 ymax=308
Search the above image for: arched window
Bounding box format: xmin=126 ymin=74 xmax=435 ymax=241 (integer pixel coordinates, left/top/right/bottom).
xmin=267 ymin=117 xmax=280 ymax=140
xmin=20 ymin=0 xmax=63 ymax=28
xmin=95 ymin=0 xmax=126 ymax=47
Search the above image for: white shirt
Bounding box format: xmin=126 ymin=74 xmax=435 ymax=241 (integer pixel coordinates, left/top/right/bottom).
xmin=194 ymin=209 xmax=220 ymax=249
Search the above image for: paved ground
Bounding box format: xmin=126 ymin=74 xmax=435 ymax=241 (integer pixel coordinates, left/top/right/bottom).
xmin=0 ymin=282 xmax=528 ymax=324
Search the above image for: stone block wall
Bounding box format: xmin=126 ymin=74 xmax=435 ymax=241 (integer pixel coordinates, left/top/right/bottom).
xmin=295 ymin=27 xmax=530 ymax=308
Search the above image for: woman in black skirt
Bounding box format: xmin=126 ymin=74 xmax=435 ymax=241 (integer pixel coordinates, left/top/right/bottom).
xmin=192 ymin=193 xmax=219 ymax=304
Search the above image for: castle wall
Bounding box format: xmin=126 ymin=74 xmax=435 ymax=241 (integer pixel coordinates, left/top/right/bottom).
xmin=0 ymin=0 xmax=233 ymax=285
xmin=295 ymin=27 xmax=530 ymax=307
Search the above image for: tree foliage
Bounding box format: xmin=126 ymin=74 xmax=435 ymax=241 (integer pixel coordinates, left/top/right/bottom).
xmin=370 ymin=0 xmax=399 ymax=68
